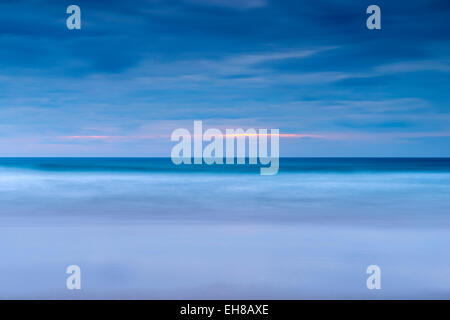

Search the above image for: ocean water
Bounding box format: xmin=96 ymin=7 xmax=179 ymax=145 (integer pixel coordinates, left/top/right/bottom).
xmin=0 ymin=158 xmax=450 ymax=299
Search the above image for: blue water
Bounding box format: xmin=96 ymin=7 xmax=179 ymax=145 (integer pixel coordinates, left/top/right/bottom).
xmin=0 ymin=158 xmax=450 ymax=299
xmin=1 ymin=157 xmax=450 ymax=173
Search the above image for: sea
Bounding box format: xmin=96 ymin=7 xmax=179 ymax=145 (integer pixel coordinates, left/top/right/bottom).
xmin=0 ymin=157 xmax=449 ymax=299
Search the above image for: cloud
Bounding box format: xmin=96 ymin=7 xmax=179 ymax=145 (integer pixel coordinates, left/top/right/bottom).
xmin=224 ymin=49 xmax=330 ymax=65
xmin=316 ymin=131 xmax=450 ymax=141
xmin=375 ymin=60 xmax=450 ymax=74
xmin=0 ymin=0 xmax=449 ymax=156
xmin=183 ymin=0 xmax=268 ymax=10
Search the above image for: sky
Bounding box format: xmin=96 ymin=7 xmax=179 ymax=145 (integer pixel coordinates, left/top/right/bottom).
xmin=0 ymin=0 xmax=449 ymax=156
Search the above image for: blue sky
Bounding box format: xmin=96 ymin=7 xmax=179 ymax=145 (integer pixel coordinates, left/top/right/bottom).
xmin=0 ymin=0 xmax=449 ymax=156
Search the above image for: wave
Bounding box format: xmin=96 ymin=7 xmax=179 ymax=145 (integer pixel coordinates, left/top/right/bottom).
xmin=0 ymin=157 xmax=450 ymax=174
